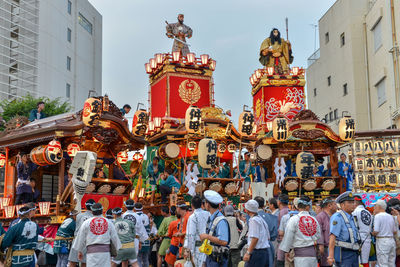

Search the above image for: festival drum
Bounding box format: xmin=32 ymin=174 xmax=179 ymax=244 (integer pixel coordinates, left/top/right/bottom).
xmin=113 ymin=185 xmax=126 ymax=194
xmin=285 ymin=179 xmax=298 ymax=191
xmin=303 ymin=179 xmax=317 ymax=191
xmin=256 ymin=145 xmax=272 ymax=161
xmin=225 ymin=182 xmax=237 ymax=195
xmin=321 ymin=179 xmax=336 ymax=191
xmin=159 ymin=143 xmax=180 ymax=160
xmin=195 ymin=181 xmax=206 ymax=193
xmin=85 ymin=183 xmax=96 ymax=193
xmin=97 ymin=184 xmax=111 ymax=194
xmin=209 ymin=182 xmax=222 ymax=192
xmin=30 ymin=145 xmax=63 ymax=166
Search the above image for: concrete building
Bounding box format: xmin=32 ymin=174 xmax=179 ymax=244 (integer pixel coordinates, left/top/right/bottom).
xmin=0 ymin=0 xmax=102 ymax=110
xmin=307 ymin=0 xmax=400 ymax=131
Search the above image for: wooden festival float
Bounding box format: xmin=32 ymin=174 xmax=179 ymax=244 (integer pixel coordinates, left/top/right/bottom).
xmin=249 ymin=66 xmax=353 ymax=202
xmin=0 ymin=96 xmax=145 ymax=224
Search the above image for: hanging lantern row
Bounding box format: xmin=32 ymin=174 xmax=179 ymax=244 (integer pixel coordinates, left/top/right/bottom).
xmin=145 ymin=53 xmax=216 ymax=75
xmin=132 ymin=109 xmax=149 ymax=137
xmin=146 ymin=117 xmax=163 ymax=135
xmin=249 ymin=67 xmax=302 ymax=86
xmin=353 ymin=139 xmax=398 ymax=155
xmin=356 ymin=172 xmax=400 ymax=188
xmin=355 ymin=156 xmax=399 ymax=171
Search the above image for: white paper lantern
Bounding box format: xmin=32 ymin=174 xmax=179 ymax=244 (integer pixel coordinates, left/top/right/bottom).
xmin=375 ymin=157 xmax=385 ymax=170
xmin=296 ymin=152 xmax=315 ymax=179
xmin=385 ymin=140 xmax=397 ymax=154
xmin=386 ymin=156 xmax=396 ymax=170
xmin=363 ymin=141 xmax=373 ymax=155
xmin=364 ymin=157 xmax=375 ymax=171
xmin=238 ymin=111 xmax=254 ymax=137
xmin=353 ymin=141 xmax=362 ymax=155
xmin=198 ymin=138 xmax=217 ymax=169
xmin=338 ymin=116 xmax=355 ymax=141
xmin=374 ymin=141 xmax=384 ymax=154
xmin=185 ymin=106 xmax=201 ymax=133
xmin=354 ymin=158 xmax=364 ymax=171
xmin=272 ymin=117 xmax=289 ymax=141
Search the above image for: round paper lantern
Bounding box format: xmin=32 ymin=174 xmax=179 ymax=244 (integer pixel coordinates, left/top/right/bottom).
xmin=353 ymin=141 xmax=362 ymax=155
xmin=364 ymin=157 xmax=375 ymax=171
xmin=238 ymin=111 xmax=254 ymax=137
xmin=356 ymin=173 xmax=365 ymax=188
xmin=67 ymin=143 xmax=80 ymax=157
xmin=338 ymin=116 xmax=355 ymax=141
xmin=227 ymin=144 xmax=236 ymax=153
xmin=188 ymin=141 xmax=197 ymax=151
xmin=375 ymin=157 xmax=385 ymax=170
xmin=366 ymin=174 xmax=376 ymax=186
xmin=272 ymin=117 xmax=289 ymax=142
xmin=388 ymin=173 xmax=398 ymax=187
xmin=132 ymin=152 xmax=143 ymax=161
xmin=117 ymin=151 xmax=129 ymax=164
xmin=218 ymin=143 xmax=226 ymax=153
xmin=132 ymin=109 xmax=149 ymax=136
xmin=354 ymin=158 xmax=364 ymax=171
xmin=363 ymin=141 xmax=373 ymax=155
xmin=185 ymin=106 xmax=201 ymax=133
xmin=256 ymin=145 xmax=272 ymax=161
xmin=374 ymin=141 xmax=384 ymax=154
xmin=82 ymin=98 xmax=102 ymax=127
xmin=385 ymin=140 xmax=397 ymax=154
xmin=296 ymin=152 xmax=315 ymax=179
xmin=0 ymin=153 xmax=5 ymax=168
xmin=377 ymin=174 xmax=387 ymax=187
xmin=47 ymin=140 xmax=62 ymax=164
xmin=386 ymin=156 xmax=397 ymax=170
xmin=198 ymin=138 xmax=217 ymax=169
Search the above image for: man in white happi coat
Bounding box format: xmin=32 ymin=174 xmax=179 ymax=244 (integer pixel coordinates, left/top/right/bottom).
xmin=183 ymin=195 xmax=210 ymax=267
xmin=372 ymin=199 xmax=397 ymax=267
xmin=72 ymin=203 xmax=122 ymax=267
xmin=69 ymin=199 xmax=95 ymax=267
xmin=352 ymin=195 xmax=372 ymax=267
xmin=122 ymin=199 xmax=148 ymax=256
xmin=280 ymin=196 xmax=321 ymax=266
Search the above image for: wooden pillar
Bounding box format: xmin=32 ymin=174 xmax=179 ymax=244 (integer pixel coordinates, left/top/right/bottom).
xmin=57 ymin=158 xmax=65 ymax=216
xmin=229 ymin=159 xmax=233 ymax=178
xmin=109 ymin=163 xmax=114 ymax=179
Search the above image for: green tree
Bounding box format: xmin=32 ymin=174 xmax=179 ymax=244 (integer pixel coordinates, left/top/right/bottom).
xmin=0 ymin=94 xmax=72 ymax=125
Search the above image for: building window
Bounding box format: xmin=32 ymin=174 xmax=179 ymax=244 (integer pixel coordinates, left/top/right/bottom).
xmin=343 ymin=83 xmax=348 ymax=96
xmin=78 ymin=13 xmax=93 ymax=34
xmin=67 ymin=56 xmax=71 ymax=71
xmin=376 ymin=78 xmax=386 ymax=106
xmin=329 ymin=111 xmax=333 ymax=121
xmin=340 ymin=32 xmax=345 ymax=46
xmin=325 ymin=32 xmax=329 ymax=44
xmin=67 ymin=0 xmax=72 ymax=15
xmin=334 ymin=109 xmax=338 ymax=120
xmin=327 ymin=76 xmax=331 ymax=86
xmin=324 ymin=114 xmax=328 ymax=123
xmin=66 ymin=83 xmax=71 ymax=98
xmin=67 ymin=28 xmax=71 ymax=42
xmin=313 ymin=88 xmax=317 ymax=97
xmin=373 ymin=18 xmax=382 ymax=52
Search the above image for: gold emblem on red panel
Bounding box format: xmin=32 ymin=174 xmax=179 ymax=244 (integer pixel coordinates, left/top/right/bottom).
xmin=179 ymin=79 xmax=201 ymax=104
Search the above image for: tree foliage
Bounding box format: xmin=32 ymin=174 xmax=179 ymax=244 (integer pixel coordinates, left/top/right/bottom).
xmin=0 ymin=94 xmax=72 ymax=125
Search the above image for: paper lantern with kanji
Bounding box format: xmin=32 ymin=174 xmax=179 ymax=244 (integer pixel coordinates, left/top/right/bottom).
xmin=354 ymin=158 xmax=364 ymax=171
xmin=339 ymin=116 xmax=355 ymax=141
xmin=132 ymin=109 xmax=149 ymax=136
xmin=272 ymin=117 xmax=289 ymax=141
xmin=388 ymin=172 xmax=398 ymax=187
xmin=238 ymin=111 xmax=254 ymax=137
xmin=366 ymin=174 xmax=376 ymax=186
xmin=385 ymin=140 xmax=397 ymax=154
xmin=117 ymin=151 xmax=129 ymax=164
xmin=295 ymin=152 xmax=315 ymax=179
xmin=377 ymin=174 xmax=387 ymax=187
xmin=353 ymin=141 xmax=362 ymax=155
xmin=375 ymin=157 xmax=385 ymax=170
xmin=374 ymin=141 xmax=384 ymax=154
xmin=356 ymin=173 xmax=365 ymax=188
xmin=82 ymin=98 xmax=102 ymax=127
xmin=364 ymin=157 xmax=375 ymax=171
xmin=363 ymin=141 xmax=373 ymax=155
xmin=67 ymin=143 xmax=80 ymax=157
xmin=0 ymin=153 xmax=5 ymax=168
xmin=198 ymin=138 xmax=217 ymax=169
xmin=185 ymin=106 xmax=201 ymax=133
xmin=47 ymin=140 xmax=63 ymax=164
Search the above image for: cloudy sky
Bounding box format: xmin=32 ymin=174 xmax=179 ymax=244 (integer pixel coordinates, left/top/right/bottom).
xmin=88 ymin=0 xmax=336 ymax=123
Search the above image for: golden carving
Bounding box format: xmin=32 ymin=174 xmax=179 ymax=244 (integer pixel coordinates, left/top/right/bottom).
xmin=251 ymin=77 xmax=306 ymax=96
xmin=201 ymin=107 xmax=230 ymax=122
xmin=206 ymin=127 xmax=226 ymax=140
xmin=255 ymin=99 xmax=262 ymax=117
xmin=179 ymin=79 xmax=201 ymax=104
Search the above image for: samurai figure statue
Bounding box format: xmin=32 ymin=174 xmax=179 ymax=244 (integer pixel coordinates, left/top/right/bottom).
xmin=166 ymin=14 xmax=193 ymax=56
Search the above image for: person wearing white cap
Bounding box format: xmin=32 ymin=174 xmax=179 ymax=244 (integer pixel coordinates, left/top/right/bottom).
xmin=280 ymin=196 xmax=321 ymax=266
xmin=1 ymin=206 xmax=39 ymax=267
xmin=372 ymin=199 xmax=397 ymax=267
xmin=243 ymin=199 xmax=270 ymax=267
xmin=72 ymin=203 xmax=122 ymax=267
xmin=352 ymin=195 xmax=372 ymax=267
xmin=199 ymin=190 xmax=230 ymax=267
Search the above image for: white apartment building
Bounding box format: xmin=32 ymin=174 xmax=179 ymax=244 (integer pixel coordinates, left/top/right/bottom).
xmin=0 ymin=0 xmax=102 ymax=110
xmin=307 ymin=0 xmax=400 ymax=131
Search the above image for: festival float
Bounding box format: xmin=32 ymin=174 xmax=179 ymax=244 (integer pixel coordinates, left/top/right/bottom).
xmin=0 ymin=96 xmax=145 ymax=224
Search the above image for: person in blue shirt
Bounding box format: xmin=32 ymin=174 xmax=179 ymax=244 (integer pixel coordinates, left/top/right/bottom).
xmin=147 ymin=157 xmax=164 ymax=186
xmin=120 ymin=104 xmax=131 ymax=116
xmin=327 ymin=192 xmax=360 ymax=267
xmin=54 ymin=210 xmax=77 ymax=267
xmin=1 ymin=206 xmax=39 ymax=267
xmin=28 ymin=101 xmax=46 ymax=122
xmin=159 ymin=168 xmax=181 ymax=203
xmin=254 ymin=196 xmax=278 ymax=267
xmin=338 ymin=153 xmax=353 ymax=191
xmin=16 ymin=153 xmax=38 ymax=204
xmin=200 ymin=190 xmax=230 ymax=267
xmin=323 ymin=162 xmax=332 ymax=177
xmin=238 ymin=152 xmax=255 ymax=195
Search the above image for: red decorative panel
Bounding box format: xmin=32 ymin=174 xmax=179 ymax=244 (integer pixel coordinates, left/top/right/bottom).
xmin=82 ymin=194 xmax=128 ymax=211
xmin=150 ymin=76 xmax=167 ymax=118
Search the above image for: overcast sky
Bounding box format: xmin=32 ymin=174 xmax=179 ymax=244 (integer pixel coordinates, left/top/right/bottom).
xmin=88 ymin=0 xmax=336 ymax=123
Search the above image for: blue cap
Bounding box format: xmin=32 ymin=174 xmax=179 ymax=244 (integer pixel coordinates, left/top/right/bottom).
xmin=335 ymin=191 xmax=355 ymax=204
xmin=204 ymin=190 xmax=223 ymax=205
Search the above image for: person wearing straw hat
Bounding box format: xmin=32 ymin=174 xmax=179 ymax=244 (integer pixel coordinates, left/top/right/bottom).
xmin=54 ymin=210 xmax=78 ymax=267
xmin=112 ymin=207 xmax=138 ymax=267
xmin=372 ymin=199 xmax=397 ymax=267
xmin=122 ymin=199 xmax=149 ymax=258
xmin=280 ymin=196 xmax=321 ymax=266
xmin=327 ymin=191 xmax=360 ymax=267
xmin=1 ymin=206 xmax=39 ymax=267
xmin=72 ymin=203 xmax=122 ymax=267
xmin=68 ymin=198 xmax=95 ymax=267
xmin=242 ymin=199 xmax=270 ymax=267
xmin=352 ymin=195 xmax=372 ymax=267
xmin=199 ymin=190 xmax=230 ymax=267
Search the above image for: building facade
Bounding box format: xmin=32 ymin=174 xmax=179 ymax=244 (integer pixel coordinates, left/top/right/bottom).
xmin=0 ymin=0 xmax=102 ymax=110
xmin=307 ymin=0 xmax=400 ymax=131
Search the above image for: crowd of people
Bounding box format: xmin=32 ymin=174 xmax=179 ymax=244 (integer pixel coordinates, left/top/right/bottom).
xmin=2 ymin=189 xmax=400 ymax=267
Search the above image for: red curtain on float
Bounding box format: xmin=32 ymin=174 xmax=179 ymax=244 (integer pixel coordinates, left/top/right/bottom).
xmin=81 ymin=194 xmax=129 ymax=211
